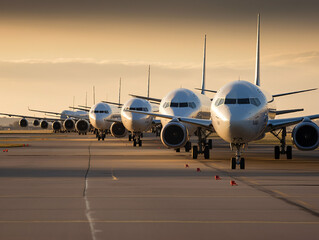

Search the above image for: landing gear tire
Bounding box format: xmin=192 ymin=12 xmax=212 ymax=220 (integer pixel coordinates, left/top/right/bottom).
xmin=208 ymin=139 xmax=213 ymax=150
xmin=98 ymin=136 xmax=101 ymax=141
xmin=185 ymin=142 xmax=191 ymax=152
xmin=231 ymin=157 xmax=236 ymax=169
xmin=129 ymin=135 xmax=132 ymax=141
xmin=286 ymin=146 xmax=292 ymax=159
xmin=274 ymin=146 xmax=280 ymax=159
xmin=204 ymin=146 xmax=210 ymax=159
xmin=139 ymin=140 xmax=142 ymax=147
xmin=176 ymin=148 xmax=180 ymax=153
xmin=192 ymin=146 xmax=198 ymax=159
xmin=133 ymin=139 xmax=137 ymax=147
xmin=240 ymin=158 xmax=245 ymax=169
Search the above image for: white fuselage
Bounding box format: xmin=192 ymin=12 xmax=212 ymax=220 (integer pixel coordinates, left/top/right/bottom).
xmin=89 ymin=102 xmax=120 ymax=130
xmin=60 ymin=110 xmax=88 ymax=120
xmin=211 ymin=80 xmax=275 ymax=144
xmin=121 ymin=98 xmax=153 ymax=133
xmin=159 ymin=88 xmax=211 ymax=135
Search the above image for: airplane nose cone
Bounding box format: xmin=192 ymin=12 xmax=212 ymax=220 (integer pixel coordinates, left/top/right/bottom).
xmin=90 ymin=114 xmax=107 ymax=129
xmin=122 ymin=112 xmax=149 ymax=132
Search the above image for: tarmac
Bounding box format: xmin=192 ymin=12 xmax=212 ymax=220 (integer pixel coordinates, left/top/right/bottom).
xmin=0 ymin=132 xmax=319 ymax=240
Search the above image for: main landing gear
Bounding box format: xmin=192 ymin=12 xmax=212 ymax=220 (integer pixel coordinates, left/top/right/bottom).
xmin=230 ymin=143 xmax=245 ymax=169
xmin=271 ymin=127 xmax=292 ymax=159
xmin=130 ymin=132 xmax=142 ymax=147
xmin=192 ymin=128 xmax=213 ymax=160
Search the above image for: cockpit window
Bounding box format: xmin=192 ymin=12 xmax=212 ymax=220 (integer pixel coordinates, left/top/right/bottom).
xmin=238 ymin=98 xmax=250 ymax=104
xmin=93 ymin=110 xmax=109 ymax=113
xmin=250 ymin=98 xmax=261 ymax=106
xmin=225 ymin=98 xmax=236 ymax=104
xmin=215 ymin=97 xmax=261 ymax=106
xmin=163 ymin=102 xmax=197 ymax=108
xmin=124 ymin=107 xmax=148 ymax=112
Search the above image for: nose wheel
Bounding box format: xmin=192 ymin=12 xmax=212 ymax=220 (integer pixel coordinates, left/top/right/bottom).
xmin=132 ymin=133 xmax=142 ymax=147
xmin=230 ymin=144 xmax=245 ymax=169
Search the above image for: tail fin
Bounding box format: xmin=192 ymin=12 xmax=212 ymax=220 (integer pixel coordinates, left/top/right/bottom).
xmin=255 ymin=14 xmax=261 ymax=86
xmin=118 ymin=78 xmax=121 ymax=105
xmin=147 ymin=65 xmax=150 ymax=98
xmin=93 ymin=86 xmax=96 ymax=105
xmin=201 ymin=35 xmax=207 ymax=95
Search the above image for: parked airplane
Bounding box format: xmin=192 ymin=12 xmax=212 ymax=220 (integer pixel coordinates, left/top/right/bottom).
xmin=128 ymin=14 xmax=319 ymax=169
xmin=128 ymin=35 xmax=214 ymax=157
xmin=28 ymin=108 xmax=90 ymax=134
xmin=121 ymin=66 xmax=161 ymax=147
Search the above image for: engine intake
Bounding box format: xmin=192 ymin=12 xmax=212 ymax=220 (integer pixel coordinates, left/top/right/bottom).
xmin=63 ymin=118 xmax=75 ymax=131
xmin=19 ymin=118 xmax=28 ymax=128
xmin=76 ymin=119 xmax=90 ymax=133
xmin=292 ymin=121 xmax=319 ymax=151
xmin=110 ymin=122 xmax=127 ymax=138
xmin=33 ymin=119 xmax=40 ymax=126
xmin=160 ymin=121 xmax=188 ymax=148
xmin=52 ymin=121 xmax=62 ymax=132
xmin=40 ymin=120 xmax=49 ymax=129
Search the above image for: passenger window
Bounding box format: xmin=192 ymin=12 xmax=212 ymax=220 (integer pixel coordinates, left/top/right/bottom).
xmin=225 ymin=98 xmax=236 ymax=104
xmin=238 ymin=98 xmax=250 ymax=104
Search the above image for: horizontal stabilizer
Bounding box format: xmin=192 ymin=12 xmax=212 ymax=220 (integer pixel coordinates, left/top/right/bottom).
xmin=102 ymin=101 xmax=123 ymax=107
xmin=69 ymin=106 xmax=90 ymax=112
xmin=129 ymin=94 xmax=162 ymax=103
xmin=273 ymin=88 xmax=317 ymax=98
xmin=78 ymin=105 xmax=91 ymax=109
xmin=195 ymin=88 xmax=217 ymax=93
xmin=269 ymin=108 xmax=304 ymax=115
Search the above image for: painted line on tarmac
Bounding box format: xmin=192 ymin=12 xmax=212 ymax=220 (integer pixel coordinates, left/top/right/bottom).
xmin=0 ymin=220 xmax=318 ymax=224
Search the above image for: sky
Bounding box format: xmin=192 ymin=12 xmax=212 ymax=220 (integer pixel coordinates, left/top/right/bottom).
xmin=0 ymin=0 xmax=318 ymax=117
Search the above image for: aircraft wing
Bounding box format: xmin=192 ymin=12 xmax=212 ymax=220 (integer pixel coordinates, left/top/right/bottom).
xmin=0 ymin=112 xmax=60 ymax=122
xmin=273 ymin=88 xmax=317 ymax=98
xmin=266 ymin=114 xmax=319 ymax=132
xmin=126 ymin=110 xmax=213 ymax=129
xmin=129 ymin=94 xmax=162 ymax=103
xmin=269 ymin=108 xmax=304 ymax=115
xmin=194 ymin=88 xmax=217 ymax=93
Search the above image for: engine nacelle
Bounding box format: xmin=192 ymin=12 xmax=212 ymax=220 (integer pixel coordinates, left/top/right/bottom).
xmin=110 ymin=122 xmax=127 ymax=138
xmin=33 ymin=119 xmax=40 ymax=127
xmin=52 ymin=121 xmax=62 ymax=132
xmin=160 ymin=121 xmax=188 ymax=149
xmin=40 ymin=120 xmax=49 ymax=129
xmin=19 ymin=118 xmax=28 ymax=128
xmin=75 ymin=119 xmax=90 ymax=133
xmin=292 ymin=121 xmax=319 ymax=151
xmin=63 ymin=118 xmax=75 ymax=131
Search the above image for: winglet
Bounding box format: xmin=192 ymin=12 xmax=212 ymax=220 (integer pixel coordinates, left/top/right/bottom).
xmin=201 ymin=34 xmax=207 ymax=95
xmin=255 ymin=14 xmax=261 ymax=86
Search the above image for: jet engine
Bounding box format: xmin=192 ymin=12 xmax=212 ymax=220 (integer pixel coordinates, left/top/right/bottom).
xmin=63 ymin=118 xmax=75 ymax=131
xmin=19 ymin=118 xmax=28 ymax=127
xmin=160 ymin=121 xmax=188 ymax=148
xmin=110 ymin=122 xmax=127 ymax=138
xmin=52 ymin=121 xmax=62 ymax=132
xmin=292 ymin=121 xmax=319 ymax=151
xmin=40 ymin=120 xmax=49 ymax=129
xmin=33 ymin=119 xmax=40 ymax=127
xmin=75 ymin=119 xmax=90 ymax=133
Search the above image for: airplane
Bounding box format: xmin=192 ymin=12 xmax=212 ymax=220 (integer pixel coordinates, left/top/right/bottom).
xmin=127 ymin=35 xmax=214 ymax=157
xmin=89 ymin=78 xmax=127 ymax=141
xmin=127 ymin=14 xmax=319 ymax=169
xmin=27 ymin=108 xmax=90 ymax=134
xmin=121 ymin=65 xmax=161 ymax=147
xmin=0 ymin=112 xmax=61 ymax=131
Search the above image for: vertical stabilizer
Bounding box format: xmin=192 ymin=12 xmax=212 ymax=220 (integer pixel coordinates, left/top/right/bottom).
xmin=147 ymin=65 xmax=150 ymax=98
xmin=93 ymin=86 xmax=96 ymax=105
xmin=255 ymin=14 xmax=261 ymax=86
xmin=85 ymin=92 xmax=88 ymax=107
xmin=118 ymin=78 xmax=121 ymax=105
xmin=201 ymin=35 xmax=207 ymax=95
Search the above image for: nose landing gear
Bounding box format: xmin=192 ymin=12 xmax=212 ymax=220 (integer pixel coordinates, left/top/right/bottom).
xmin=230 ymin=143 xmax=245 ymax=169
xmin=132 ymin=133 xmax=142 ymax=147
